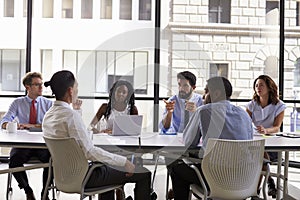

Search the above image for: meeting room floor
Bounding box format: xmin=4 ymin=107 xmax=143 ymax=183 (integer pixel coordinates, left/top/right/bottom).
xmin=0 ymin=164 xmax=300 ymax=200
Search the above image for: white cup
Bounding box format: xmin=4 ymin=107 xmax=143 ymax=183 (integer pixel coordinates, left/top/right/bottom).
xmin=6 ymin=122 xmax=17 ymax=133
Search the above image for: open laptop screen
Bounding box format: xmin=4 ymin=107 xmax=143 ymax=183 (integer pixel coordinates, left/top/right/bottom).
xmin=112 ymin=115 xmax=143 ymax=136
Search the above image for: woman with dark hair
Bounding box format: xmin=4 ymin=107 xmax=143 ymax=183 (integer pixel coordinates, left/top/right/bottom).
xmin=90 ymin=80 xmax=138 ymax=134
xmin=43 ymin=70 xmax=151 ymax=200
xmin=246 ymin=75 xmax=286 ymax=198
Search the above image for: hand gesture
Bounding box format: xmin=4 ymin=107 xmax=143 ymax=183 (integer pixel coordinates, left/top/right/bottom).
xmin=185 ymin=101 xmax=196 ymax=112
xmin=72 ymin=99 xmax=82 ymax=110
xmin=124 ymin=160 xmax=135 ymax=177
xmin=163 ymin=99 xmax=175 ymax=113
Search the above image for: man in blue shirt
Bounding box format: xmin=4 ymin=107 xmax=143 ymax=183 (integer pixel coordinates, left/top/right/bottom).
xmin=159 ymin=71 xmax=203 ymax=133
xmin=1 ymin=72 xmax=53 ymax=200
xmin=170 ymin=77 xmax=253 ymax=200
xmin=159 ymin=71 xmax=203 ymax=199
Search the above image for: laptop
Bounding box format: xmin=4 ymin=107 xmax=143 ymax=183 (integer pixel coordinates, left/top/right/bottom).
xmin=112 ymin=115 xmax=143 ymax=136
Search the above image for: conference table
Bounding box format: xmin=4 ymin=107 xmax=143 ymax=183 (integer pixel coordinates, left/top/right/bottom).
xmin=0 ymin=130 xmax=300 ymax=200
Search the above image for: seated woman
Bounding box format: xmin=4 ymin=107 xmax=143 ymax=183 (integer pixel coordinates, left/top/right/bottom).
xmin=90 ymin=80 xmax=138 ymax=200
xmin=90 ymin=80 xmax=138 ymax=134
xmin=246 ymin=75 xmax=286 ymax=198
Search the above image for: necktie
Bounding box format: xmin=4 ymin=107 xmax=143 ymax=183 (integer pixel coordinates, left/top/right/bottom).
xmin=184 ymin=110 xmax=189 ymax=127
xmin=29 ymin=100 xmax=37 ymax=124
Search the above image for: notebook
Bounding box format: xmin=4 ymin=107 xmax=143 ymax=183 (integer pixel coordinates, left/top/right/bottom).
xmin=112 ymin=115 xmax=143 ymax=136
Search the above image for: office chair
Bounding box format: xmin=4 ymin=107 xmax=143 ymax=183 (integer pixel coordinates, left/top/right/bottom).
xmin=183 ymin=138 xmax=269 ymax=200
xmin=43 ymin=136 xmax=124 ymax=200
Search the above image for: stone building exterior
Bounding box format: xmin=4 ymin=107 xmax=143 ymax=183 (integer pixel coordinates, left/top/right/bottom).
xmin=166 ymin=0 xmax=300 ymax=100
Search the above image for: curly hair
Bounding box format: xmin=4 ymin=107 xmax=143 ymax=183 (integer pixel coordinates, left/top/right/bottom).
xmin=104 ymin=80 xmax=136 ymax=119
xmin=252 ymin=75 xmax=279 ymax=105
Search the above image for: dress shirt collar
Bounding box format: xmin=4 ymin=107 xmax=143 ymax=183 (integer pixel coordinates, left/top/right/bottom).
xmin=53 ymin=100 xmax=72 ymax=109
xmin=25 ymin=95 xmax=41 ymax=103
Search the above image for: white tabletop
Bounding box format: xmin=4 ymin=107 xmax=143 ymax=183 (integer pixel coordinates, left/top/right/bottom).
xmin=0 ymin=130 xmax=300 ymax=151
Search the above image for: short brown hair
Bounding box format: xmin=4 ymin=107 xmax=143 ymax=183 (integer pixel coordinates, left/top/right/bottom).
xmin=22 ymin=72 xmax=43 ymax=87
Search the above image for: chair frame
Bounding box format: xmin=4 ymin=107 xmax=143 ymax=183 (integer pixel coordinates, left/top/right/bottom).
xmin=43 ymin=136 xmax=123 ymax=200
xmin=183 ymin=138 xmax=270 ymax=200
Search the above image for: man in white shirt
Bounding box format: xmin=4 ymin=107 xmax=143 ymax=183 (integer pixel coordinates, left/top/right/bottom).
xmin=42 ymin=70 xmax=151 ymax=200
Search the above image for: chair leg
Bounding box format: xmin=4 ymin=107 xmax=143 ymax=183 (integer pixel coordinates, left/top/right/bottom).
xmin=6 ymin=172 xmax=13 ymax=200
xmin=165 ymin=171 xmax=170 ymax=200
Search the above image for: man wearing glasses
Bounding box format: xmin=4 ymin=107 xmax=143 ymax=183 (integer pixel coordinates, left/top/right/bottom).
xmin=1 ymin=72 xmax=53 ymax=200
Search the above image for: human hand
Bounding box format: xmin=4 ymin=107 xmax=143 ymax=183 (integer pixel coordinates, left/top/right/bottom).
xmin=185 ymin=101 xmax=196 ymax=112
xmin=72 ymin=99 xmax=82 ymax=110
xmin=124 ymin=160 xmax=135 ymax=177
xmin=256 ymin=125 xmax=267 ymax=134
xmin=20 ymin=123 xmax=37 ymax=129
xmin=100 ymin=129 xmax=112 ymax=134
xmin=163 ymin=99 xmax=175 ymax=113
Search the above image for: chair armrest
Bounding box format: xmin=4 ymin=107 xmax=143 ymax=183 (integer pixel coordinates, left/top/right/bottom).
xmin=182 ymin=157 xmax=202 ymax=165
xmin=82 ymin=162 xmax=105 ymax=189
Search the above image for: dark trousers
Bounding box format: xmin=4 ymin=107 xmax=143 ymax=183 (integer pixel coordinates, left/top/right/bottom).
xmin=9 ymin=148 xmax=50 ymax=194
xmin=169 ymin=162 xmax=203 ymax=200
xmin=86 ymin=164 xmax=151 ymax=200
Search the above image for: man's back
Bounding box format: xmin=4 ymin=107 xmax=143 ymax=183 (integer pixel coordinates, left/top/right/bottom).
xmin=183 ymin=100 xmax=253 ymax=149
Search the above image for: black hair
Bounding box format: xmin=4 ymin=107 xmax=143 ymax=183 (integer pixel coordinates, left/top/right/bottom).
xmin=104 ymin=80 xmax=135 ymax=119
xmin=177 ymin=71 xmax=197 ymax=87
xmin=207 ymin=76 xmax=232 ymax=100
xmin=44 ymin=70 xmax=75 ymax=100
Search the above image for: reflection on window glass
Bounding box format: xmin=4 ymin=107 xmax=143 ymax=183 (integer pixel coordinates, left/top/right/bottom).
xmin=120 ymin=0 xmax=132 ymax=20
xmin=209 ymin=63 xmax=228 ymax=78
xmin=1 ymin=50 xmax=25 ymax=91
xmin=63 ymin=50 xmax=148 ymax=94
xmin=139 ymin=0 xmax=151 ymax=20
xmin=264 ymin=56 xmax=278 ymax=79
xmin=266 ymin=1 xmax=279 ymax=25
xmin=209 ymin=0 xmax=230 ymax=23
xmin=23 ymin=0 xmax=27 ymax=17
xmin=297 ymin=2 xmax=300 ymax=26
xmin=100 ymin=0 xmax=112 ymax=19
xmin=294 ymin=58 xmax=300 ymax=87
xmin=43 ymin=0 xmax=53 ymax=18
xmin=4 ymin=0 xmax=14 ymax=17
xmin=81 ymin=0 xmax=93 ymax=19
xmin=41 ymin=50 xmax=53 ymax=83
xmin=62 ymin=0 xmax=73 ymax=18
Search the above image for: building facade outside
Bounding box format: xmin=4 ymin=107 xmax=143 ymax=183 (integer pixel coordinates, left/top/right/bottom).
xmin=0 ymin=0 xmax=299 ymax=131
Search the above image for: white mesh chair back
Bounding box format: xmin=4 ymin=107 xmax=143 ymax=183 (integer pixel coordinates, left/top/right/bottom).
xmin=43 ymin=136 xmax=89 ymax=193
xmin=201 ymin=138 xmax=265 ymax=199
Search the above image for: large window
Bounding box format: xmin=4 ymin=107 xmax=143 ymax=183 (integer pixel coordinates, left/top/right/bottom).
xmin=120 ymin=0 xmax=132 ymax=20
xmin=4 ymin=0 xmax=14 ymax=17
xmin=62 ymin=0 xmax=73 ymax=18
xmin=0 ymin=50 xmax=25 ymax=92
xmin=209 ymin=63 xmax=228 ymax=78
xmin=63 ymin=50 xmax=148 ymax=95
xmin=43 ymin=0 xmax=53 ymax=18
xmin=81 ymin=0 xmax=93 ymax=19
xmin=100 ymin=0 xmax=112 ymax=19
xmin=209 ymin=0 xmax=231 ymax=23
xmin=139 ymin=0 xmax=151 ymax=20
xmin=266 ymin=0 xmax=279 ymax=25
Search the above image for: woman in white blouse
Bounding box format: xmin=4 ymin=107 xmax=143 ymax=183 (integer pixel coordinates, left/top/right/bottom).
xmin=246 ymin=74 xmax=286 ymax=198
xmin=90 ymin=80 xmax=138 ymax=134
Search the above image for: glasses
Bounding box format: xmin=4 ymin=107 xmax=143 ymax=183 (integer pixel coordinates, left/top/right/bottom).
xmin=31 ymin=83 xmax=43 ymax=87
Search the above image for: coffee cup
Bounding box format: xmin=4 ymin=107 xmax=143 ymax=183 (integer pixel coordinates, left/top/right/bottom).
xmin=7 ymin=122 xmax=17 ymax=133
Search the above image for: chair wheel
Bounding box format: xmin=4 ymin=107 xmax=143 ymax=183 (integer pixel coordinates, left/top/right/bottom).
xmin=125 ymin=196 xmax=133 ymax=200
xmin=151 ymin=191 xmax=157 ymax=200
